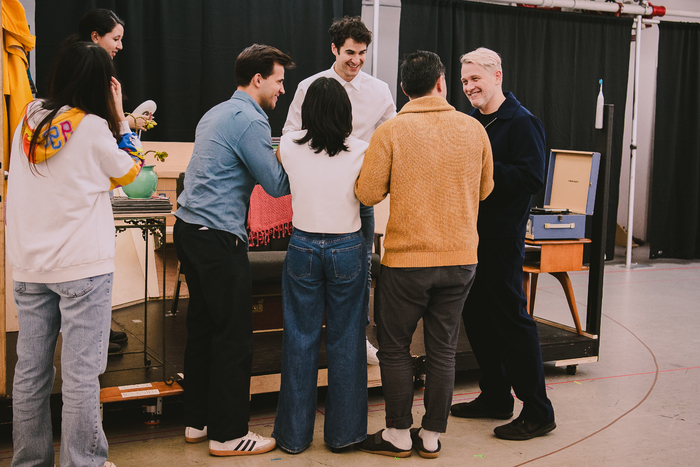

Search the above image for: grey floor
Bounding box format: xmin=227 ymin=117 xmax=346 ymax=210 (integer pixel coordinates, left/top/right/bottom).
xmin=2 ymin=244 xmax=699 ymax=466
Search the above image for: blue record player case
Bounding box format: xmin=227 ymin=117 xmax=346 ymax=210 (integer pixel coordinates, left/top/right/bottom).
xmin=526 ymin=150 xmax=601 ymax=240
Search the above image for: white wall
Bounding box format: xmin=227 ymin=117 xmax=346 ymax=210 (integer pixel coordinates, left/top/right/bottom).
xmin=19 ymin=0 xmax=35 ymax=86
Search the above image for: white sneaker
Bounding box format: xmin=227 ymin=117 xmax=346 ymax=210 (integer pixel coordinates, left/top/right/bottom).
xmin=367 ymin=338 xmax=380 ymax=365
xmin=104 ymin=462 xmax=117 ymax=467
xmin=209 ymin=431 xmax=276 ymax=456
xmin=185 ymin=426 xmax=208 ymax=443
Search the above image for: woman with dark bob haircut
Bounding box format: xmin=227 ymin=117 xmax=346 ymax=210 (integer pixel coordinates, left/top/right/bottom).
xmin=73 ymin=9 xmax=154 ymax=133
xmin=7 ymin=41 xmax=143 ymax=467
xmin=272 ymin=77 xmax=370 ymax=453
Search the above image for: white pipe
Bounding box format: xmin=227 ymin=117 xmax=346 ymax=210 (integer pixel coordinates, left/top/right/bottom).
xmin=665 ymin=10 xmax=700 ymax=19
xmin=626 ymin=15 xmax=643 ymax=268
xmin=372 ymin=0 xmax=380 ymax=78
xmin=472 ymin=0 xmax=700 ymax=19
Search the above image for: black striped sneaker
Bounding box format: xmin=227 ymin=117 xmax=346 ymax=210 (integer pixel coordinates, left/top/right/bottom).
xmin=209 ymin=431 xmax=276 ymax=456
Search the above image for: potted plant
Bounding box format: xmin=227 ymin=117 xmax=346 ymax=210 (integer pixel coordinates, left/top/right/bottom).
xmin=121 ymin=149 xmax=169 ymax=199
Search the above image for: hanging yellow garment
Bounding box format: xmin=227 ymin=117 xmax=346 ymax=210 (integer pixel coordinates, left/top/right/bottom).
xmin=2 ymin=0 xmax=36 ymax=172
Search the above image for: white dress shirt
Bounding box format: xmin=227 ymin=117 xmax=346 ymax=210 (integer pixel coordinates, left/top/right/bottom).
xmin=283 ymin=66 xmax=396 ymax=143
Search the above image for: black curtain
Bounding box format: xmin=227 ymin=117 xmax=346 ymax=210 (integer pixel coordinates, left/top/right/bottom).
xmin=399 ymin=0 xmax=632 ymax=259
xmin=34 ymin=0 xmax=362 ymax=141
xmin=649 ymin=22 xmax=700 ymax=260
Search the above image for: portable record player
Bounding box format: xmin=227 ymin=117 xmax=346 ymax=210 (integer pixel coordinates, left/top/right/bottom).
xmin=526 ymin=149 xmax=601 ymax=240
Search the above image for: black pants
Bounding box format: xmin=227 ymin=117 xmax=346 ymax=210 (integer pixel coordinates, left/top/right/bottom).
xmin=174 ymin=218 xmax=253 ymax=442
xmin=462 ymin=237 xmax=555 ymax=423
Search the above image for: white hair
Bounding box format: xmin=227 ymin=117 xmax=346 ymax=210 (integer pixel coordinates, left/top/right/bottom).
xmin=460 ymin=47 xmax=502 ymax=73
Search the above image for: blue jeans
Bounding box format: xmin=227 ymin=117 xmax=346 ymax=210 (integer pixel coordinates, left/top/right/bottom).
xmin=273 ymin=229 xmax=368 ymax=452
xmin=360 ymin=204 xmax=374 ymax=327
xmin=12 ymin=273 xmax=113 ymax=467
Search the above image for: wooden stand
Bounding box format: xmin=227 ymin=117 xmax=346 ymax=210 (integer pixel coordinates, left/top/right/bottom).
xmin=111 ymin=213 xmax=170 ymax=378
xmin=522 ymin=238 xmax=592 ymax=335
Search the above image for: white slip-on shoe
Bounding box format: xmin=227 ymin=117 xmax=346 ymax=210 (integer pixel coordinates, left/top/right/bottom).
xmin=209 ymin=431 xmax=276 ymax=456
xmin=366 ymin=338 xmax=380 ymax=365
xmin=185 ymin=426 xmax=208 ymax=443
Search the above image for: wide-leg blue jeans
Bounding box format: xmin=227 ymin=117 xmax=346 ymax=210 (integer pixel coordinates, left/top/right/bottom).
xmin=11 ymin=273 xmax=113 ymax=467
xmin=273 ymin=229 xmax=368 ymax=453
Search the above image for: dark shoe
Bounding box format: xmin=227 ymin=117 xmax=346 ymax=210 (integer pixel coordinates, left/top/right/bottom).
xmin=110 ymin=329 xmax=128 ymax=344
xmin=409 ymin=428 xmax=440 ymax=459
xmin=356 ymin=430 xmax=411 ymax=458
xmin=451 ymin=396 xmax=513 ymax=420
xmin=329 ymin=444 xmax=353 ymax=453
xmin=108 ymin=342 xmax=123 ymax=355
xmin=494 ymin=417 xmax=556 ymax=440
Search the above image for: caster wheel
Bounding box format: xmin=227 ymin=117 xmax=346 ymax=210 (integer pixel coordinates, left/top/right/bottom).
xmin=414 ymin=374 xmax=426 ymax=390
xmin=566 ymin=364 xmax=578 ymax=375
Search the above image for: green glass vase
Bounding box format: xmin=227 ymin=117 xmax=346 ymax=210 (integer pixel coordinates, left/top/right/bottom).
xmin=122 ymin=165 xmax=158 ymax=199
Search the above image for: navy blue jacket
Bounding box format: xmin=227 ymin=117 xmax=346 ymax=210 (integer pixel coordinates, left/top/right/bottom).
xmin=470 ymin=92 xmax=545 ymax=238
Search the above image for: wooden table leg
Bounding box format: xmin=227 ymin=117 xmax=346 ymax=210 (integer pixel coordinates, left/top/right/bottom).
xmin=551 ymin=272 xmax=583 ymax=335
xmin=530 ymin=273 xmax=539 ymax=317
xmin=523 ymin=271 xmax=540 ymax=317
xmin=523 ymin=272 xmax=531 ymax=316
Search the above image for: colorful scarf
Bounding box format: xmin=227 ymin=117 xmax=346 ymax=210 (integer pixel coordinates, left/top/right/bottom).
xmin=22 ymin=107 xmax=85 ymax=163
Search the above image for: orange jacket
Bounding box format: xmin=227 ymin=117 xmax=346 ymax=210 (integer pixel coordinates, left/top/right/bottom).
xmin=3 ymin=0 xmax=36 ymax=171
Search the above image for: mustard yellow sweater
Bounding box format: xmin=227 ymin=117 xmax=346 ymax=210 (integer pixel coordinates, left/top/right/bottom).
xmin=355 ymin=96 xmax=494 ymax=268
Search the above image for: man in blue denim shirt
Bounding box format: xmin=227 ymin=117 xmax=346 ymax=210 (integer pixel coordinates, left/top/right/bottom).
xmin=174 ymin=44 xmax=294 ymax=457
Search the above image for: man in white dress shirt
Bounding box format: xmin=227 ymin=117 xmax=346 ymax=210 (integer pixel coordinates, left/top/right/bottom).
xmin=284 ymin=16 xmax=396 ymax=365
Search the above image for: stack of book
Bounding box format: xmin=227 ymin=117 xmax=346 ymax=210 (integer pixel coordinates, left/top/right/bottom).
xmin=111 ymin=195 xmax=173 ymax=214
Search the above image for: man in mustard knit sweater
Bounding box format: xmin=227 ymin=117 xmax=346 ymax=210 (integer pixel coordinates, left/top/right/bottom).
xmin=355 ymin=51 xmax=493 ymax=459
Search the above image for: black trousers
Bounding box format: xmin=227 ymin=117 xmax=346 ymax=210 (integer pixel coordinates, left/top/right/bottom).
xmin=174 ymin=218 xmax=253 ymax=442
xmin=462 ymin=237 xmax=555 ymax=423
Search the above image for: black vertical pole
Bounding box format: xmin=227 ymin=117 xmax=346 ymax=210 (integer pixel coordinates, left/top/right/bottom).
xmin=587 ymin=104 xmax=614 ymax=336
xmin=144 ymin=225 xmax=150 ymax=366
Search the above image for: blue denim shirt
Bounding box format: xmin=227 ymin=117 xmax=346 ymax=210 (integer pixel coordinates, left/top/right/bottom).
xmin=175 ymin=91 xmax=290 ymax=245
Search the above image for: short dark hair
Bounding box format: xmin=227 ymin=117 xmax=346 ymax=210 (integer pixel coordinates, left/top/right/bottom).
xmin=400 ymin=51 xmax=446 ymax=98
xmin=78 ymin=9 xmax=124 ymax=41
xmin=234 ymin=44 xmax=295 ymax=87
xmin=329 ymin=16 xmax=372 ymax=51
xmin=294 ymin=77 xmax=352 ymax=158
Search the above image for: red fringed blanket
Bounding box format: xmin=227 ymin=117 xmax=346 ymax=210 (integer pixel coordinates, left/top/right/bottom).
xmin=246 ymin=185 xmax=293 ymax=246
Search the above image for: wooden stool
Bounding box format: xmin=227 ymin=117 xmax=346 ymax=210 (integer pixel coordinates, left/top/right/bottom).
xmin=522 ymin=238 xmax=591 ymax=335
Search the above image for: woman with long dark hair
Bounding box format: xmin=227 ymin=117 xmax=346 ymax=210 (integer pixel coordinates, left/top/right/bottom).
xmin=7 ymin=41 xmax=143 ymax=467
xmin=272 ymin=77 xmax=369 ymax=453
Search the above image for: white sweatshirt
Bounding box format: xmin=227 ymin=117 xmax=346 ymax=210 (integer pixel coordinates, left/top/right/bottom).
xmin=7 ymin=102 xmax=141 ymax=283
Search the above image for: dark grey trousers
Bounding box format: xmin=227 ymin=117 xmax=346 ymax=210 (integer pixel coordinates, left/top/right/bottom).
xmin=375 ymin=264 xmax=477 ymax=432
